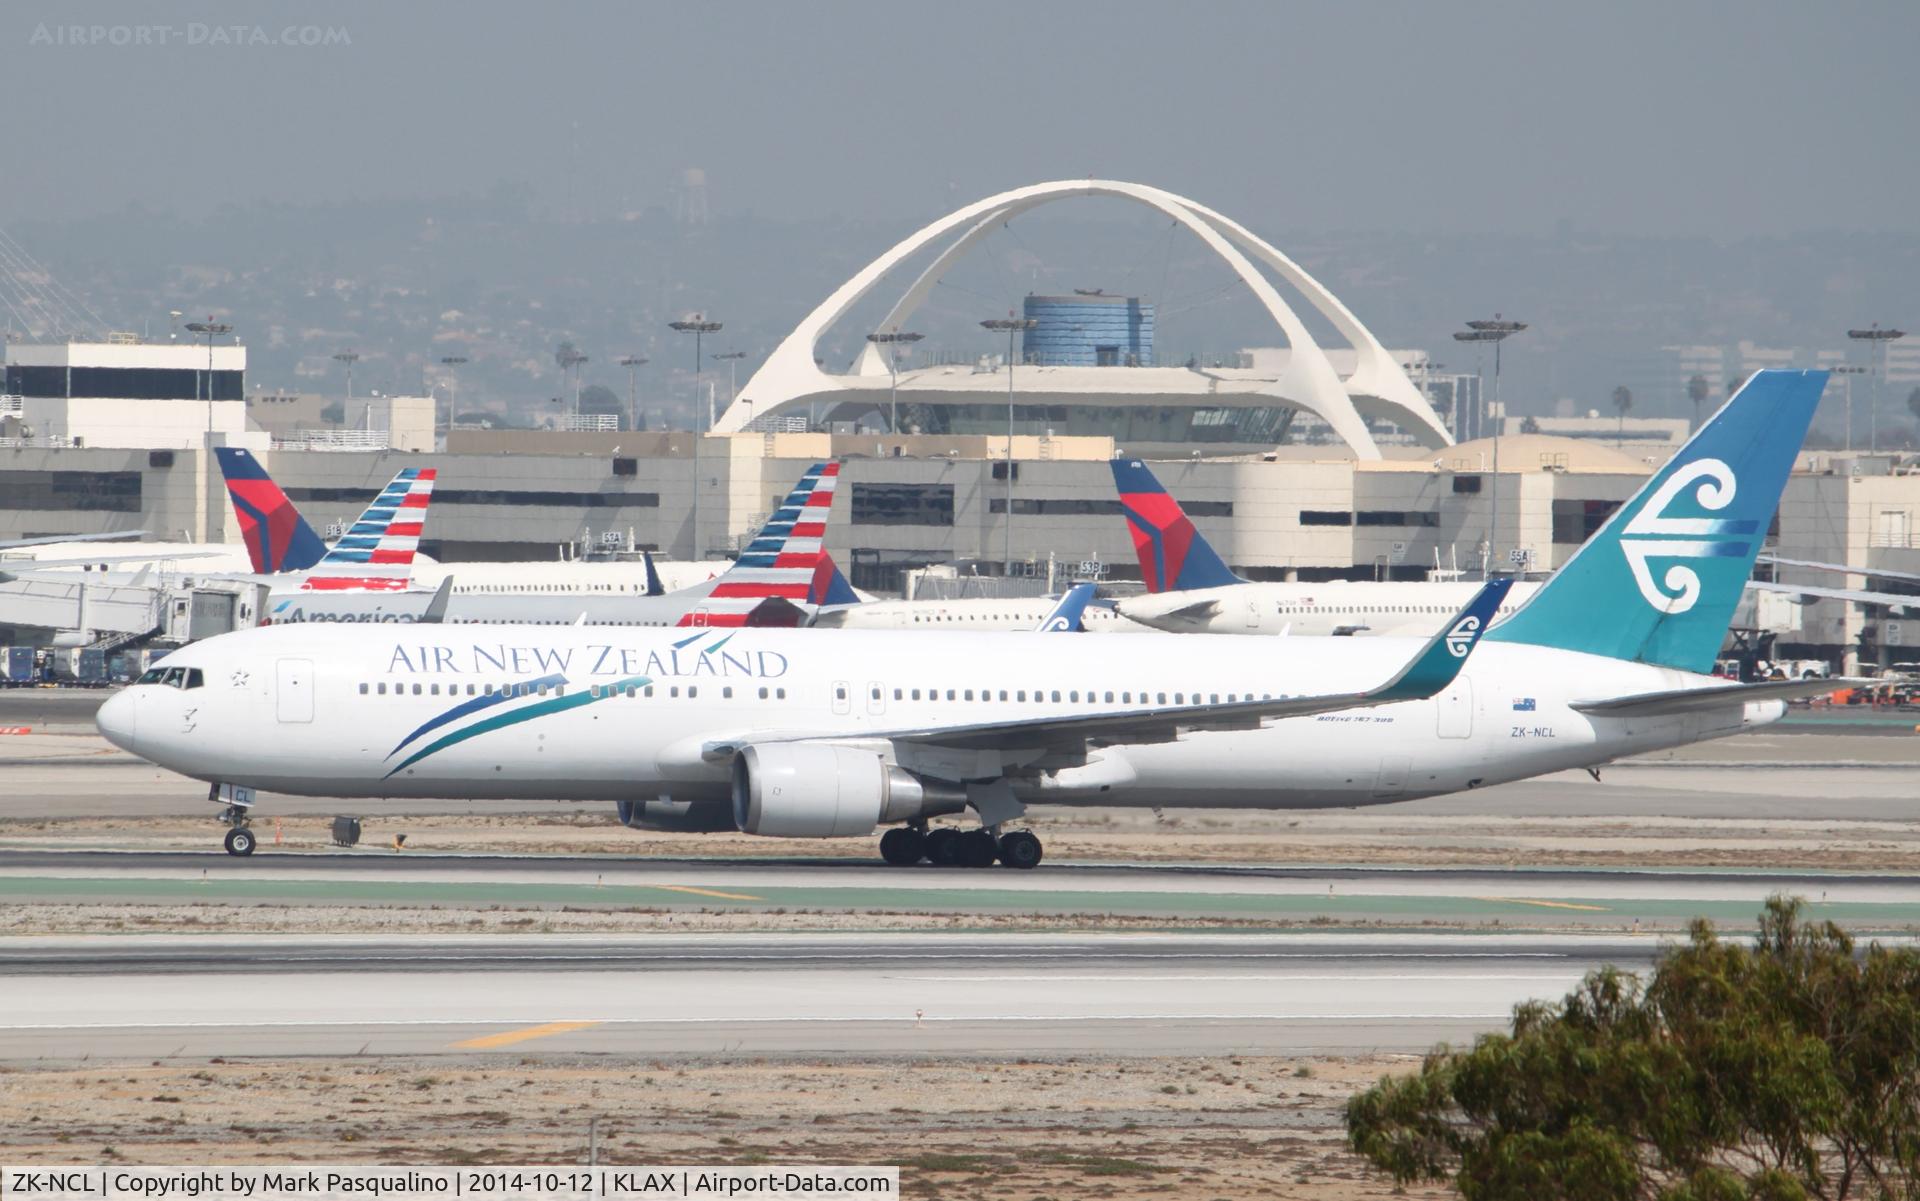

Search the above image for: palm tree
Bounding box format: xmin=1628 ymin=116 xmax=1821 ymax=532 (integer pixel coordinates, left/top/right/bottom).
xmin=1687 ymin=374 xmax=1711 ymax=431
xmin=1612 ymin=385 xmax=1633 ymax=435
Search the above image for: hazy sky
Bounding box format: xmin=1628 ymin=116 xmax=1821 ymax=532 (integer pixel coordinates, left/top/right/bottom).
xmin=6 ymin=0 xmax=1917 ymax=236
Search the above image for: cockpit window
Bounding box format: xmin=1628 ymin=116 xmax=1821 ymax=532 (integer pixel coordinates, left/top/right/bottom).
xmin=136 ymin=668 xmax=166 ymax=685
xmin=183 ymin=668 xmax=204 ymax=690
xmin=160 ymin=667 xmax=186 ymax=688
xmin=135 ymin=665 xmax=202 ymax=690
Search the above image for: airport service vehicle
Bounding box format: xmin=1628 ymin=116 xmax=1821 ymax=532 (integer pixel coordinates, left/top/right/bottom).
xmin=262 ymin=463 xmax=852 ymax=628
xmin=1109 ymin=458 xmax=1540 ymax=635
xmin=97 ymin=371 xmax=1845 ymax=865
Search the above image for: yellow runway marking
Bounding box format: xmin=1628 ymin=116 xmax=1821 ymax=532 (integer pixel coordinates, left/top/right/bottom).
xmin=1476 ymin=896 xmax=1611 ymax=912
xmin=452 ymin=1020 xmax=602 ymax=1050
xmin=655 ymin=884 xmax=763 ymax=902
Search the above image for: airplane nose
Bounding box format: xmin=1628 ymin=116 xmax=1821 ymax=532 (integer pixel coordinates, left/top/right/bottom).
xmin=96 ymin=689 xmax=139 ymax=751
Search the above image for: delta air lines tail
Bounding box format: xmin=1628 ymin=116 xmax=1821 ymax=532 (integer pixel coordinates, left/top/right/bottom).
xmin=1487 ymin=368 xmax=1827 ymax=673
xmin=1111 ymin=459 xmax=1244 ymax=593
xmin=214 ymin=448 xmax=330 ymax=574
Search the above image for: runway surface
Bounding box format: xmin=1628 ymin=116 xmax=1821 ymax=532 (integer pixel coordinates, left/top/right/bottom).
xmin=2 ymin=849 xmax=1915 ymax=927
xmin=0 ymin=931 xmax=1644 ymax=1058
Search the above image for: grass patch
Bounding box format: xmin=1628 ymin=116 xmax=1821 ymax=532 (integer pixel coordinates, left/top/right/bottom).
xmin=904 ymin=1153 xmax=1002 ymax=1174
xmin=1027 ymin=1152 xmax=1169 ymax=1177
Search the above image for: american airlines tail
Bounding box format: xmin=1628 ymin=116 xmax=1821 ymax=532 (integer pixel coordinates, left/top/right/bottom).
xmin=214 ymin=448 xmax=330 ymax=574
xmin=298 ymin=467 xmax=437 ymax=592
xmin=1487 ymin=368 xmax=1827 ymax=673
xmin=1110 ymin=459 xmax=1244 ymax=592
xmin=679 ymin=462 xmax=842 ymax=627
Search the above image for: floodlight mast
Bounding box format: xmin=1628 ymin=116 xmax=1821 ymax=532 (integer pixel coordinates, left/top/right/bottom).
xmin=1452 ymin=316 xmax=1526 ymax=578
xmin=668 ymin=316 xmax=723 ymax=559
xmin=617 ymin=356 xmax=647 ymax=433
xmin=184 ymin=317 xmax=233 ymax=433
xmin=865 ymin=330 xmax=924 ymax=432
xmin=1847 ymin=323 xmax=1907 ymax=454
xmin=439 ymin=356 xmax=468 ymax=439
xmin=981 ymin=316 xmax=1037 ymax=574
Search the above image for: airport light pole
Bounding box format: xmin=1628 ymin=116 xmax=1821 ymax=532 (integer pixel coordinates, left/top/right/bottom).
xmin=1830 ymin=365 xmax=1866 ymax=451
xmin=556 ymin=345 xmax=589 ymax=419
xmin=184 ymin=318 xmax=232 ymax=433
xmin=1452 ymin=316 xmax=1526 ymax=578
xmin=1848 ymin=323 xmax=1907 ymax=454
xmin=712 ymin=351 xmax=747 ymax=428
xmin=618 ymin=356 xmax=647 ymax=432
xmin=438 ymin=356 xmax=467 ymax=439
xmin=332 ymin=351 xmax=360 ymax=425
xmin=669 ymin=316 xmax=722 ymax=560
xmin=981 ymin=316 xmax=1037 ymax=575
xmin=866 ymin=330 xmax=924 ymax=432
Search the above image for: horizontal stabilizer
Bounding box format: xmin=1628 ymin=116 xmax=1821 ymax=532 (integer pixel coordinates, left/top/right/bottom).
xmin=1572 ymin=676 xmax=1860 ymax=717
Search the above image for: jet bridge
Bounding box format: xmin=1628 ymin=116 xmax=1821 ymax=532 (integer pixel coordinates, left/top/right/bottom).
xmin=0 ymin=576 xmax=266 ymax=645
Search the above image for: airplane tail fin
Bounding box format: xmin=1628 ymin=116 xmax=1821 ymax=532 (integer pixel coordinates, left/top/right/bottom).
xmin=1110 ymin=458 xmax=1244 ymax=593
xmin=678 ymin=462 xmax=841 ymax=627
xmin=808 ymin=552 xmax=861 ymax=607
xmin=214 ymin=447 xmax=329 ymax=574
xmin=1486 ymin=368 xmax=1827 ymax=673
xmin=1035 ymin=583 xmax=1097 ymax=632
xmin=642 ymin=551 xmax=665 ymax=597
xmin=298 ymin=467 xmax=438 ymax=592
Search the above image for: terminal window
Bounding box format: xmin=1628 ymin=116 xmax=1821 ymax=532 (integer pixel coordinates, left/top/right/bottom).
xmin=1300 ymin=510 xmax=1353 ymax=527
xmin=850 ymin=482 xmax=954 ymax=527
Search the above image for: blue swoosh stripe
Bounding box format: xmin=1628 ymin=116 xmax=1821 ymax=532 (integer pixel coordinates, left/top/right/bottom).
xmin=387 ymin=671 xmax=567 ymax=759
xmin=384 ymin=674 xmax=651 ymax=778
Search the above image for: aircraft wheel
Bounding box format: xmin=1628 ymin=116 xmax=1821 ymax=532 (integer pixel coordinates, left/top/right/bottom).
xmin=223 ymin=827 xmax=256 ymax=857
xmin=997 ymin=830 xmax=1043 ymax=870
xmin=959 ymin=829 xmax=999 ymax=868
xmin=924 ymin=828 xmax=962 ymax=867
xmin=879 ymin=827 xmax=925 ymax=866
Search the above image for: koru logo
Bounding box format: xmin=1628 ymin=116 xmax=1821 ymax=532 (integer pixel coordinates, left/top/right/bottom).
xmin=1445 ymin=615 xmax=1482 ymax=658
xmin=1617 ymin=459 xmax=1746 ymax=615
xmin=1038 ymin=615 xmax=1073 ymax=631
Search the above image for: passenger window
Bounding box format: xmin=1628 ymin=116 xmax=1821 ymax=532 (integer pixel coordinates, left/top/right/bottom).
xmin=1017 ymin=690 xmax=1026 ymax=702
xmin=722 ymin=687 xmax=733 ymax=699
xmin=894 ymin=688 xmax=903 ymax=700
xmin=911 ymin=689 xmax=921 ymax=701
xmin=484 ymin=683 xmax=495 ymax=695
xmin=999 ymin=691 xmax=1008 ymax=701
xmin=359 ymin=683 xmax=369 ymax=695
xmin=688 ymin=686 xmax=697 ymax=699
xmin=430 ymin=684 xmax=440 ymax=696
xmin=1069 ymin=691 xmax=1079 ymax=702
xmin=776 ymin=688 xmax=787 ymax=699
xmin=758 ymin=687 xmax=768 ymax=699
xmin=1104 ymin=691 xmax=1114 ymax=703
xmin=1157 ymin=692 xmax=1167 ymax=704
xmin=1051 ymin=690 xmax=1061 ymax=702
xmin=378 ymin=683 xmax=388 ymax=695
xmin=964 ymin=690 xmax=974 ymax=701
xmin=411 ymin=683 xmax=423 ymax=696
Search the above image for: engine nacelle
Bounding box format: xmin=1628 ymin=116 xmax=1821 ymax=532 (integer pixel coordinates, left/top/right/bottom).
xmin=731 ymin=743 xmax=964 ymax=838
xmin=614 ymin=798 xmax=736 ymax=833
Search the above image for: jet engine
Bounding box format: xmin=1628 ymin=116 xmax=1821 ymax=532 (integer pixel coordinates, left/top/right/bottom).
xmin=731 ymin=744 xmax=965 ymax=838
xmin=614 ymin=798 xmax=736 ymax=833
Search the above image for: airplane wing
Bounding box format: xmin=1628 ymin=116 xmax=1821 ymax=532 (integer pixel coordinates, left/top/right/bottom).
xmin=700 ymin=579 xmax=1512 ymax=770
xmin=1746 ymin=579 xmax=1920 ymax=611
xmin=1757 ymin=554 xmax=1920 ymax=586
xmin=0 ymin=531 xmax=148 ymax=550
xmin=1571 ymin=676 xmax=1862 ymax=718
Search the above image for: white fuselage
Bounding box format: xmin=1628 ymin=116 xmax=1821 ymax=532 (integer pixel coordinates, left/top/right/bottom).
xmin=98 ymin=622 xmax=1778 ymax=815
xmin=1117 ymin=580 xmax=1544 ymax=636
xmin=814 ymin=595 xmax=1143 ymax=633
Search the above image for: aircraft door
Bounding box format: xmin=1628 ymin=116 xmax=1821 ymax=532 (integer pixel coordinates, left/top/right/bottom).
xmin=866 ymin=681 xmax=886 ymax=716
xmin=1436 ymin=678 xmax=1473 ymax=739
xmin=1244 ymin=597 xmax=1261 ymax=629
xmin=830 ymin=680 xmax=851 ymax=716
xmin=276 ymin=658 xmax=314 ymax=723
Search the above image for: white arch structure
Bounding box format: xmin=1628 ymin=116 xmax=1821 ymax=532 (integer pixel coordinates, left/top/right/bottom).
xmin=717 ymin=180 xmax=1452 ymax=456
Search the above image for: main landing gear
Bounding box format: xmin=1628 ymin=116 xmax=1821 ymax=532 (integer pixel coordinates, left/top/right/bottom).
xmin=878 ymin=824 xmax=1043 ymax=869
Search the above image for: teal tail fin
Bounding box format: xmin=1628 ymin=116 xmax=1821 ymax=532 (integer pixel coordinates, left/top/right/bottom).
xmin=1485 ymin=368 xmax=1827 ymax=673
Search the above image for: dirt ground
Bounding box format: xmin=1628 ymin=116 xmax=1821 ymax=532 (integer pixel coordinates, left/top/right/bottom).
xmin=8 ymin=804 xmax=1920 ymax=871
xmin=0 ymin=1054 xmax=1445 ymax=1201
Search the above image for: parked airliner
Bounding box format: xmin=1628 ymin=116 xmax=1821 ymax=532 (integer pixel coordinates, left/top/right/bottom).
xmin=97 ymin=371 xmax=1841 ymax=868
xmin=1110 ymin=458 xmax=1540 ymax=635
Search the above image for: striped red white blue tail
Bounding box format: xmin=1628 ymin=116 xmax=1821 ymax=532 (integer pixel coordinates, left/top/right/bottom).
xmin=678 ymin=462 xmax=840 ymax=627
xmin=299 ymin=467 xmax=437 ymax=592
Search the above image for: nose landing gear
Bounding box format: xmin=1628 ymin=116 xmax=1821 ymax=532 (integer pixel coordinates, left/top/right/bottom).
xmin=210 ymin=783 xmax=258 ymax=856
